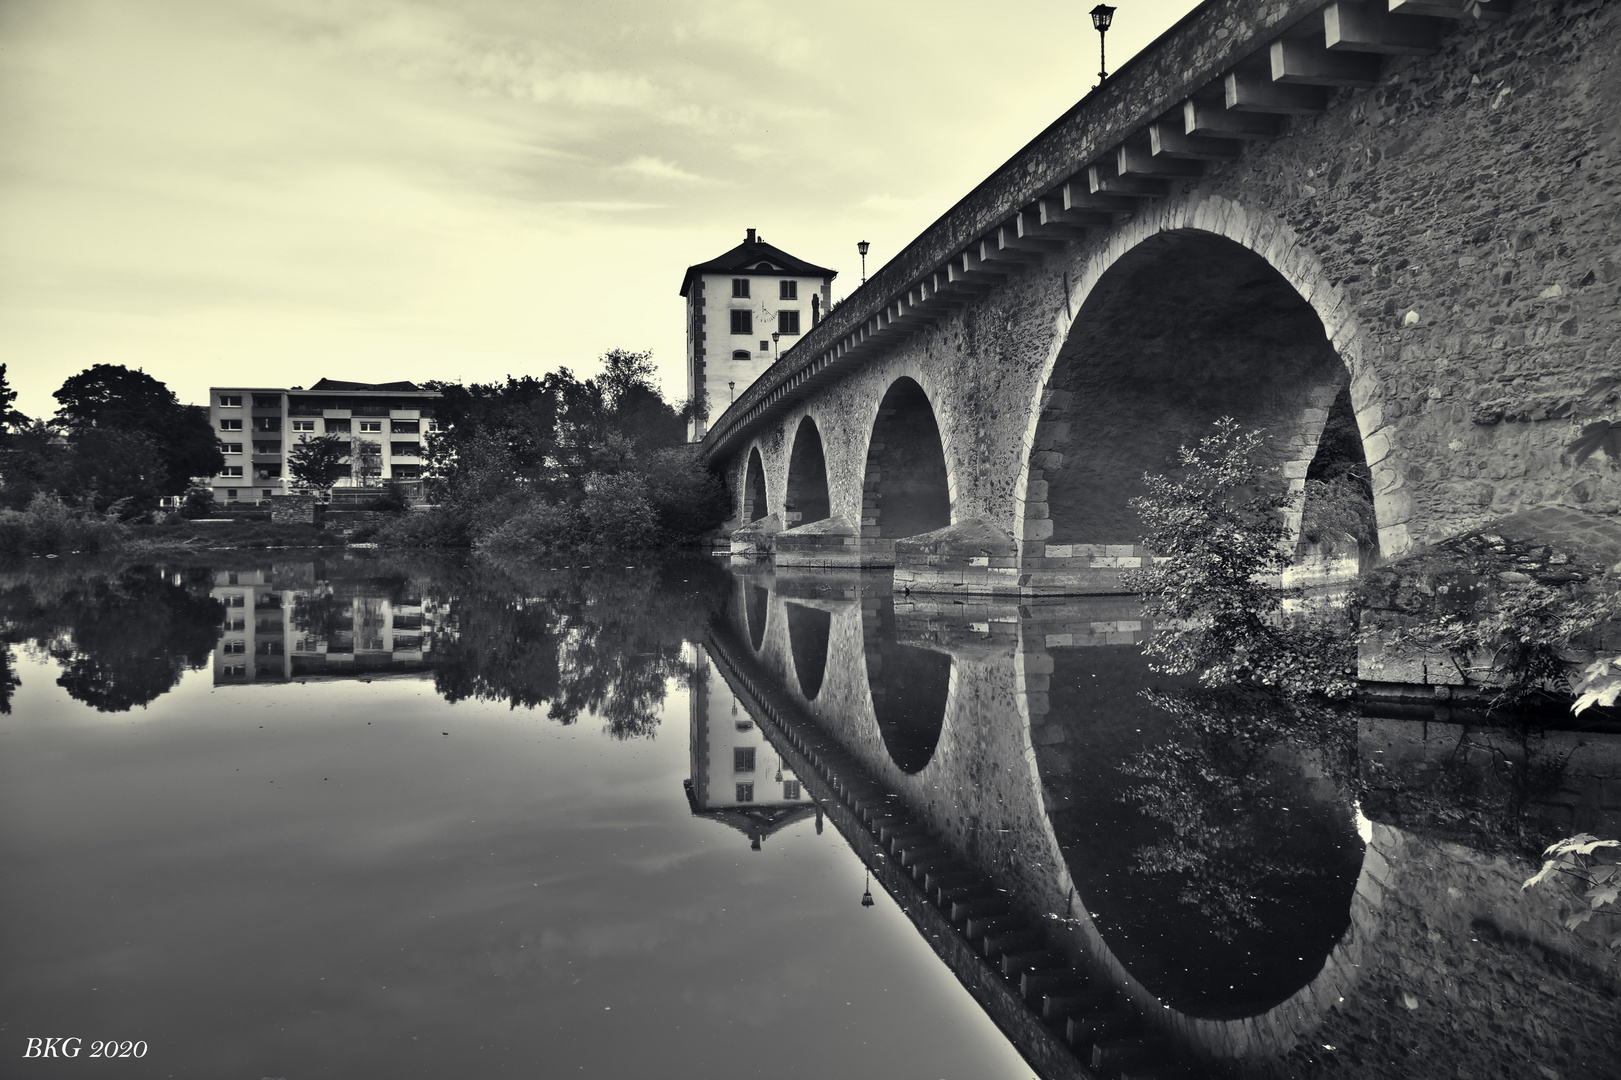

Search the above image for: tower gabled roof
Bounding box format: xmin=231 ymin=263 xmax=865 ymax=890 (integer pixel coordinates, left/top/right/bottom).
xmin=679 ymin=231 xmax=837 ymax=297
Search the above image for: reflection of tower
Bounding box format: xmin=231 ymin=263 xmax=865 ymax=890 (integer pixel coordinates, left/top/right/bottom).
xmin=683 ymin=643 xmax=814 ymax=849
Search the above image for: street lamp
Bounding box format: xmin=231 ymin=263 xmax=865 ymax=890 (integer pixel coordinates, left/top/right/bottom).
xmin=771 ymin=330 xmax=780 ymax=359
xmin=857 ymin=240 xmax=870 ymax=284
xmin=1091 ymin=4 xmax=1116 ymax=83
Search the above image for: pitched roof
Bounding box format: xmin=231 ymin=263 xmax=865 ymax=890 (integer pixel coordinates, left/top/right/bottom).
xmin=679 ymin=232 xmax=837 ymax=297
xmin=304 ymin=379 xmax=428 ymax=393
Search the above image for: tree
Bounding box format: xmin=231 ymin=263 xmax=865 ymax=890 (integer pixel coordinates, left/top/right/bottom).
xmin=0 ymin=364 xmax=26 ymax=446
xmin=287 ymin=434 xmax=347 ymax=492
xmin=351 ymin=436 xmax=383 ymax=486
xmin=51 ymin=364 xmax=223 ymax=495
xmin=1125 ymin=416 xmax=1354 ymax=698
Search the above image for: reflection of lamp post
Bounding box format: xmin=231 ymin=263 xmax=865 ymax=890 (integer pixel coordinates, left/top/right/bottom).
xmin=861 ymin=871 xmax=875 ymax=908
xmin=857 ymin=240 xmax=869 ymax=285
xmin=1091 ymin=4 xmax=1117 ymax=83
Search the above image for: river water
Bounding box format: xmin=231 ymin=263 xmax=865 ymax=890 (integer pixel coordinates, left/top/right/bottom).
xmin=2 ymin=553 xmax=1617 ymax=1079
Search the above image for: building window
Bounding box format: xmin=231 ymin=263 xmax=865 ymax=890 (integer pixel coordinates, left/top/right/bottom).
xmin=735 ymin=782 xmax=754 ymax=803
xmin=224 ymin=489 xmax=238 ymax=500
xmin=390 ymin=442 xmax=422 ymax=457
xmin=253 ymin=441 xmax=279 ymax=454
xmin=732 ymin=278 xmax=749 ymax=298
xmin=783 ymin=780 xmax=801 ymax=800
xmin=221 ymin=466 xmax=243 ymax=477
xmin=219 ymin=395 xmax=242 ymax=407
xmin=730 ymin=310 xmax=752 ymax=334
xmin=731 ymin=350 xmax=750 ymax=363
xmin=254 ymin=417 xmax=280 ymax=432
xmin=359 ymin=421 xmax=382 ymax=433
xmin=222 ymin=664 xmax=246 ymax=678
xmin=253 ymin=465 xmax=281 ymax=480
xmin=252 ymin=394 xmax=280 ymax=409
xmin=759 ymin=340 xmax=769 ymax=352
xmin=780 ymin=280 xmax=797 ymax=300
xmin=733 ymin=747 xmax=755 ymax=772
xmin=222 ymin=442 xmax=243 ymax=454
xmin=392 ymin=465 xmax=421 ymax=480
xmin=223 ymin=639 xmax=245 ymax=654
xmin=779 ymin=310 xmax=800 ymax=335
xmin=219 ymin=419 xmax=242 ymax=431
xmin=735 ymin=719 xmax=754 ymax=731
xmin=291 ymin=420 xmax=315 ymax=432
xmin=326 ymin=419 xmax=350 ymax=434
xmin=226 ymin=572 xmax=238 ymax=585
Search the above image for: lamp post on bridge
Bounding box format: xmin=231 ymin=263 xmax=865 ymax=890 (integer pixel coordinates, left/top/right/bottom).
xmin=1091 ymin=4 xmax=1116 ymax=84
xmin=857 ymin=240 xmax=869 ymax=285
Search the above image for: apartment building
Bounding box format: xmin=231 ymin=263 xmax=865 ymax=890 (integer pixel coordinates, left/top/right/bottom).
xmin=680 ymin=229 xmax=836 ymax=441
xmin=207 ymin=378 xmax=441 ymax=504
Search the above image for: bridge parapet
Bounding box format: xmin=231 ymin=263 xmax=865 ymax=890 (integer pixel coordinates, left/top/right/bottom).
xmin=700 ymin=0 xmax=1512 ymax=465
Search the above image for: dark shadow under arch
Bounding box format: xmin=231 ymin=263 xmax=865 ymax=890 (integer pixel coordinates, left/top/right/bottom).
xmin=785 ymin=417 xmax=831 ymax=528
xmin=785 ymin=602 xmax=831 ymax=700
xmin=1035 ymin=646 xmax=1362 ymax=1018
xmin=1030 ymin=230 xmax=1355 ymax=546
xmin=861 ymin=597 xmax=948 ymax=773
xmin=745 ymin=584 xmax=769 ymax=652
xmin=742 ymin=447 xmax=769 ymax=523
xmin=863 ymin=378 xmax=950 ymax=540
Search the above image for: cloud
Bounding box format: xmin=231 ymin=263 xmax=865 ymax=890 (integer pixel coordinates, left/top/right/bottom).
xmin=617 ymin=156 xmax=707 ymax=184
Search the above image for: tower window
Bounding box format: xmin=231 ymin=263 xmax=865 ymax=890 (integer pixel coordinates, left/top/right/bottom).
xmin=732 ymin=350 xmax=750 ymax=362
xmin=730 ymin=309 xmax=752 ymax=334
xmin=779 ymin=280 xmax=797 ymax=300
xmin=733 ymin=747 xmax=756 ymax=772
xmin=732 ymin=278 xmax=750 ymax=298
xmin=779 ymin=310 xmax=800 ymax=335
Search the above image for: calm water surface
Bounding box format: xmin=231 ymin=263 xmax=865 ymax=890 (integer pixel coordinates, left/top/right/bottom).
xmin=3 ymin=554 xmax=1618 ymax=1079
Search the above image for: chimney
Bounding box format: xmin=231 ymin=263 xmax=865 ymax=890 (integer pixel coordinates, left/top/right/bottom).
xmin=746 ymin=228 xmax=757 ymax=244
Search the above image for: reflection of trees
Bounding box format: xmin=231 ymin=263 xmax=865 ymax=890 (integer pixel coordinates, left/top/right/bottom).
xmin=0 ymin=645 xmax=18 ymax=713
xmin=1358 ymin=723 xmax=1570 ymax=859
xmin=0 ymin=564 xmax=220 ymax=712
xmin=428 ymin=557 xmax=728 ymax=739
xmin=1120 ymin=687 xmax=1358 ymax=941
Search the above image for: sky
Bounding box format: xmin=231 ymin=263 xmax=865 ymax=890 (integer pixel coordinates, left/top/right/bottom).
xmin=0 ymin=0 xmax=1202 ymax=419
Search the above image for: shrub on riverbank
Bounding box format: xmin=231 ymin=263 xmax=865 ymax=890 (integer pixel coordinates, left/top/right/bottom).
xmin=377 ymin=351 xmax=727 ymax=555
xmin=0 ymin=494 xmax=126 ymax=557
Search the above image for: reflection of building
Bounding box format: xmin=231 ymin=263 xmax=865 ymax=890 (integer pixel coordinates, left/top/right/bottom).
xmin=679 ymin=230 xmax=836 ymax=442
xmin=684 ymin=647 xmax=815 ymax=849
xmin=207 ymin=379 xmax=441 ymax=505
xmin=211 ymin=567 xmax=448 ymax=684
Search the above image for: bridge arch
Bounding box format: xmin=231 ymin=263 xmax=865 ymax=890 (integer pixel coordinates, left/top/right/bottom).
xmin=1016 ymin=196 xmax=1408 ymax=561
xmin=741 ymin=446 xmax=769 ymax=523
xmin=784 ymin=416 xmax=831 ymax=528
xmin=862 ymin=377 xmax=953 ymax=541
xmin=784 ymin=601 xmax=831 ymax=701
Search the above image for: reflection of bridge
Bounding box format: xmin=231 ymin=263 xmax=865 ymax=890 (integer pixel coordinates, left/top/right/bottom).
xmin=703 ymin=569 xmax=1621 ymax=1078
xmin=703 ymin=2 xmax=1619 ymax=598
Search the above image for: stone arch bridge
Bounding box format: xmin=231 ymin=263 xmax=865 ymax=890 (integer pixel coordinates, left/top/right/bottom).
xmin=700 ymin=0 xmax=1620 ymax=597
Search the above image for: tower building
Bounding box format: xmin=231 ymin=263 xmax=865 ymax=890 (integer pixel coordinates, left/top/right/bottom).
xmin=679 ymin=229 xmax=836 ymax=441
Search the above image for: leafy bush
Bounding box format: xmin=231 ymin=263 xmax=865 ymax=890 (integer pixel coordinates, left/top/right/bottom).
xmin=578 ymin=472 xmax=660 ymax=552
xmin=474 ymin=499 xmax=581 ymax=555
xmin=1383 ymin=579 xmax=1617 ymax=709
xmin=374 ymin=507 xmax=472 ymax=549
xmin=642 ymin=446 xmax=731 ymax=544
xmin=369 ymin=481 xmax=410 ymax=513
xmin=1125 ymin=416 xmax=1355 ymax=698
xmin=1522 ymin=834 xmax=1620 ymax=946
xmin=1300 ymin=475 xmax=1378 ymax=549
xmin=0 ymin=494 xmax=126 ymax=557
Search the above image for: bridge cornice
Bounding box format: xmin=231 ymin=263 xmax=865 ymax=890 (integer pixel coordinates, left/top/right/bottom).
xmin=697 ymin=0 xmax=1495 ymax=465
